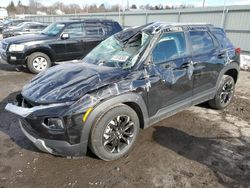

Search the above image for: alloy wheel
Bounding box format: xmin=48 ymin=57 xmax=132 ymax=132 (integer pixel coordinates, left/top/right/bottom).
xmin=102 ymin=115 xmax=135 ymax=153
xmin=220 ymin=80 xmax=234 ymax=105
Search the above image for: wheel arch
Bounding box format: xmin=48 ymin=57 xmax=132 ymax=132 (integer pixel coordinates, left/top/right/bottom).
xmin=124 ymin=101 xmax=145 ymax=129
xmin=216 ymin=62 xmax=240 ymax=90
xmin=79 ymin=92 xmax=149 ymax=155
xmin=224 ymin=68 xmax=238 ymax=83
xmin=25 ymin=47 xmax=55 ymax=63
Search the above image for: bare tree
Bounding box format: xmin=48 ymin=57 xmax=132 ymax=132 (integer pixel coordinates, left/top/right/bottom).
xmin=130 ymin=4 xmax=137 ymax=9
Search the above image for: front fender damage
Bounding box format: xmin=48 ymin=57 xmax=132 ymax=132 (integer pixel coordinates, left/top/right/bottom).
xmin=63 ymin=69 xmax=152 ymax=116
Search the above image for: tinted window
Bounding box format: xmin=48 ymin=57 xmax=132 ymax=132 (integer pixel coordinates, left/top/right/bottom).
xmin=28 ymin=24 xmax=39 ymax=29
xmin=210 ymin=28 xmax=233 ymax=49
xmin=42 ymin=23 xmax=65 ymax=36
xmin=103 ymin=22 xmax=122 ymax=35
xmin=152 ymin=32 xmax=187 ymax=64
xmin=38 ymin=25 xmax=47 ymax=29
xmin=190 ymin=31 xmax=214 ymax=54
xmin=63 ymin=23 xmax=84 ymax=38
xmin=84 ymin=24 xmax=104 ymax=36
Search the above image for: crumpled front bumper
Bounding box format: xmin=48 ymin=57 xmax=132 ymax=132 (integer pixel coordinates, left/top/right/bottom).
xmin=5 ymin=103 xmax=86 ymax=157
xmin=5 ymin=102 xmax=68 ymax=118
xmin=19 ymin=119 xmax=54 ymax=154
xmin=19 ymin=118 xmax=83 ymax=156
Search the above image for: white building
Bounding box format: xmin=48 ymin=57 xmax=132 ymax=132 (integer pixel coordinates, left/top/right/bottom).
xmin=0 ymin=8 xmax=8 ymax=19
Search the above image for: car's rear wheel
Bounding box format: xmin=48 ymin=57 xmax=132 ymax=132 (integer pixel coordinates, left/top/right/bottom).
xmin=27 ymin=52 xmax=51 ymax=74
xmin=208 ymin=75 xmax=235 ymax=109
xmin=89 ymin=104 xmax=139 ymax=161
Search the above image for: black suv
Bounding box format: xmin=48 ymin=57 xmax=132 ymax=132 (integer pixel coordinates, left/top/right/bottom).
xmin=5 ymin=22 xmax=240 ymax=161
xmin=0 ymin=19 xmax=122 ymax=73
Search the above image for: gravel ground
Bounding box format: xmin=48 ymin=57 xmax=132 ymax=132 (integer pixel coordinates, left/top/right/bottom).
xmin=0 ymin=63 xmax=250 ymax=188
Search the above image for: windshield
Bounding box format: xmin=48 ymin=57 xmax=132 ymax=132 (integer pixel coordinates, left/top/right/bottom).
xmin=3 ymin=20 xmax=11 ymax=24
xmin=16 ymin=22 xmax=25 ymax=27
xmin=84 ymin=32 xmax=150 ymax=69
xmin=41 ymin=23 xmax=65 ymax=36
xmin=15 ymin=22 xmax=27 ymax=28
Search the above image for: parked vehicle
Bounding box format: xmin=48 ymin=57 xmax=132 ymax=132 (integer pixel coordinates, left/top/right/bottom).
xmin=5 ymin=22 xmax=240 ymax=161
xmin=2 ymin=22 xmax=48 ymax=38
xmin=0 ymin=19 xmax=122 ymax=73
xmin=0 ymin=20 xmax=3 ymax=33
xmin=3 ymin=19 xmax=30 ymax=29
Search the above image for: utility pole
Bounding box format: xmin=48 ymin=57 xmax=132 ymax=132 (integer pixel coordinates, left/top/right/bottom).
xmin=202 ymin=0 xmax=205 ymax=7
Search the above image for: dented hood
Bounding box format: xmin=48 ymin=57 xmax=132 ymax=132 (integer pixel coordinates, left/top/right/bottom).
xmin=22 ymin=62 xmax=128 ymax=104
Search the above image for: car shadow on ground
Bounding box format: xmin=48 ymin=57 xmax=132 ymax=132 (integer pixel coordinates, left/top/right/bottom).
xmin=153 ymin=126 xmax=250 ymax=187
xmin=0 ymin=63 xmax=29 ymax=73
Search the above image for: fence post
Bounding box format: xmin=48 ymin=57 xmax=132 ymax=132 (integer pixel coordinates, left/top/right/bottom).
xmin=178 ymin=11 xmax=181 ymax=22
xmin=145 ymin=12 xmax=148 ymax=24
xmin=221 ymin=8 xmax=229 ymax=28
xmin=122 ymin=13 xmax=125 ymax=27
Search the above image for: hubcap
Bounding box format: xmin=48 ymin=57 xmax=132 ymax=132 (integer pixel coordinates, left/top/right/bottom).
xmin=220 ymin=80 xmax=234 ymax=105
xmin=103 ymin=115 xmax=135 ymax=153
xmin=32 ymin=57 xmax=48 ymax=71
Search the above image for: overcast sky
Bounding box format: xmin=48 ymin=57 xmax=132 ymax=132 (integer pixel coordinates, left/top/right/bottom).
xmin=2 ymin=0 xmax=250 ymax=8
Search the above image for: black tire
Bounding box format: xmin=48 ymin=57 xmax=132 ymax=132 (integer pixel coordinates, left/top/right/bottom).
xmin=208 ymin=75 xmax=235 ymax=109
xmin=27 ymin=52 xmax=51 ymax=74
xmin=89 ymin=104 xmax=140 ymax=161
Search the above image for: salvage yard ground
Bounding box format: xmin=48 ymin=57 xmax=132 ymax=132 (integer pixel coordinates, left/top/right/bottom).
xmin=0 ymin=63 xmax=250 ymax=188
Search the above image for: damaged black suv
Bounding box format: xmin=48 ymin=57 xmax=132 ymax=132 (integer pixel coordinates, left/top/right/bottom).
xmin=5 ymin=22 xmax=240 ymax=161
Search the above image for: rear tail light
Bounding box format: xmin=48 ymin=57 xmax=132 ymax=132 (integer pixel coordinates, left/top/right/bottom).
xmin=235 ymin=48 xmax=241 ymax=55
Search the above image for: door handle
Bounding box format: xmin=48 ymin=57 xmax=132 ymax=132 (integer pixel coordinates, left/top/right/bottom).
xmin=180 ymin=61 xmax=198 ymax=69
xmin=165 ymin=64 xmax=171 ymax=69
xmin=180 ymin=61 xmax=192 ymax=69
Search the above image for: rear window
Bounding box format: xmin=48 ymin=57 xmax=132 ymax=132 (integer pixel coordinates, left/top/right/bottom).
xmin=210 ymin=28 xmax=234 ymax=49
xmin=84 ymin=23 xmax=104 ymax=36
xmin=190 ymin=31 xmax=215 ymax=54
xmin=103 ymin=22 xmax=122 ymax=36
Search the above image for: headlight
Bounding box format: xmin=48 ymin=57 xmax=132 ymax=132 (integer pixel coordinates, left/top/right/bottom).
xmin=43 ymin=118 xmax=65 ymax=130
xmin=8 ymin=44 xmax=25 ymax=52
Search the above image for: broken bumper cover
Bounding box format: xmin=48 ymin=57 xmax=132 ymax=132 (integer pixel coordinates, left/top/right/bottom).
xmin=19 ymin=120 xmax=54 ymax=154
xmin=5 ymin=103 xmax=86 ymax=156
xmin=19 ymin=118 xmax=83 ymax=156
xmin=5 ymin=103 xmax=69 ymax=118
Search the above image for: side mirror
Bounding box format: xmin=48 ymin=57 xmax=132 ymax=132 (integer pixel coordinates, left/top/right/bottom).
xmin=61 ymin=33 xmax=69 ymax=40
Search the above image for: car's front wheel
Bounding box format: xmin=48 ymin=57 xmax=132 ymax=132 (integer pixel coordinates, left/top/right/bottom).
xmin=89 ymin=104 xmax=140 ymax=161
xmin=27 ymin=52 xmax=52 ymax=74
xmin=208 ymin=75 xmax=235 ymax=109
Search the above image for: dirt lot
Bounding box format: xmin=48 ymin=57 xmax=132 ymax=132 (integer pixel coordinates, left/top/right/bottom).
xmin=0 ymin=63 xmax=250 ymax=188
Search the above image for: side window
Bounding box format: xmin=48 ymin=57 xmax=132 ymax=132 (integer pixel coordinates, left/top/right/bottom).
xmin=63 ymin=23 xmax=84 ymax=38
xmin=39 ymin=25 xmax=47 ymax=29
xmin=84 ymin=24 xmax=104 ymax=37
xmin=210 ymin=28 xmax=233 ymax=49
xmin=23 ymin=24 xmax=30 ymax=29
xmin=152 ymin=32 xmax=187 ymax=64
xmin=190 ymin=31 xmax=215 ymax=54
xmin=28 ymin=25 xmax=39 ymax=29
